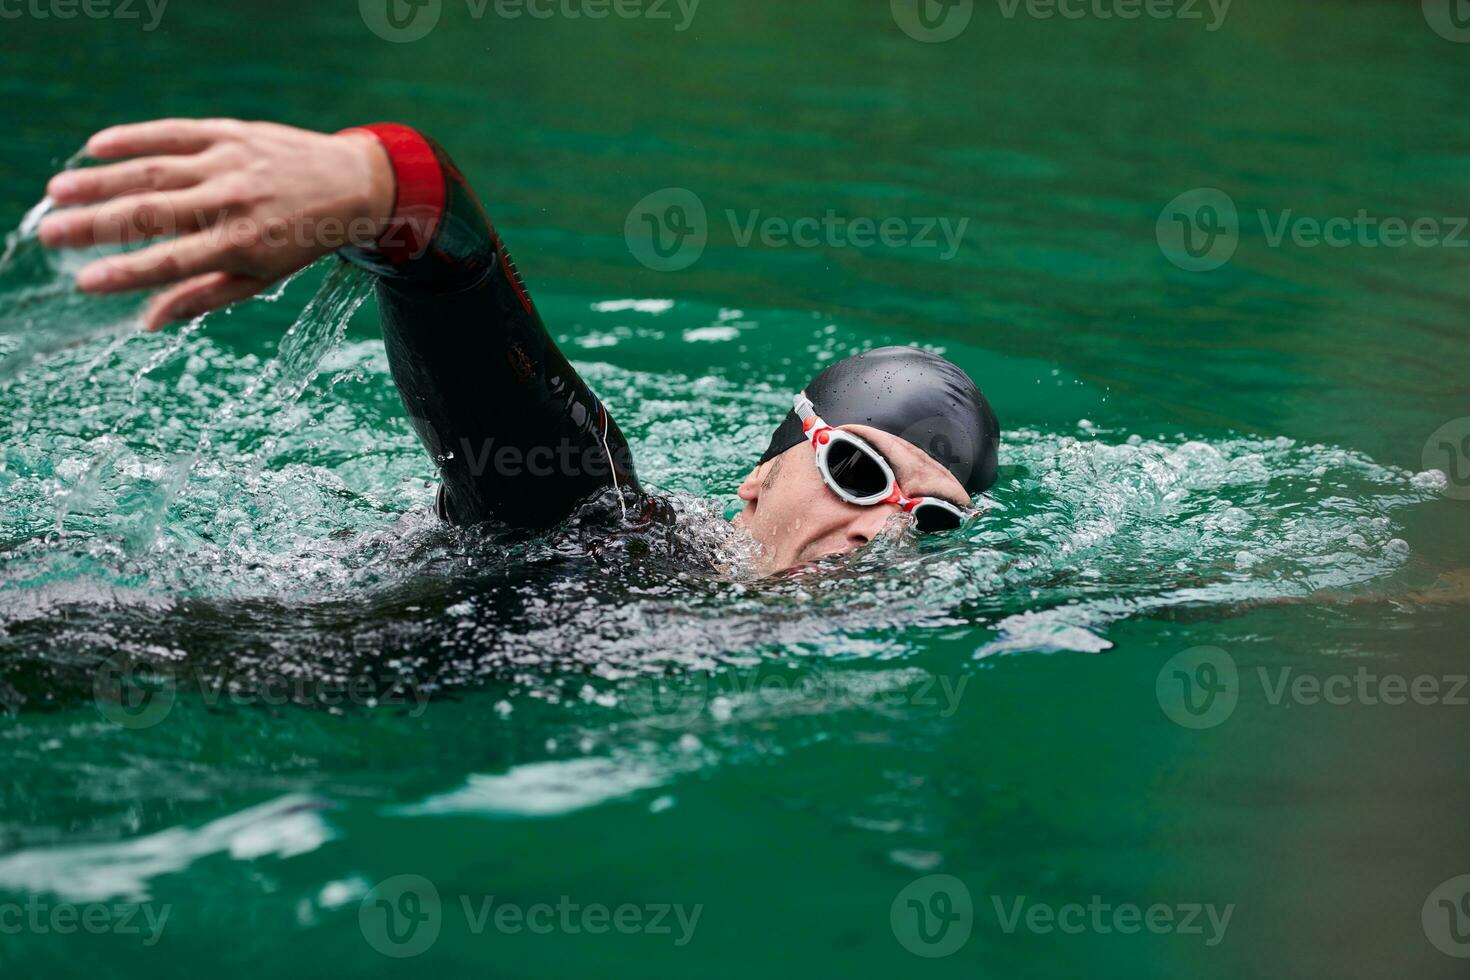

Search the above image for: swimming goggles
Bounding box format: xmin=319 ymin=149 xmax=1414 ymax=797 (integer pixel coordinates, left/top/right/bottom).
xmin=793 ymin=391 xmax=975 ymax=534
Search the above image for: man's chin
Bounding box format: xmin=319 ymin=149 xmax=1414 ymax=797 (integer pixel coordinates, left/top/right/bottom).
xmin=727 ymin=518 xmax=782 ymax=577
xmin=755 ymin=544 xmax=791 ymax=577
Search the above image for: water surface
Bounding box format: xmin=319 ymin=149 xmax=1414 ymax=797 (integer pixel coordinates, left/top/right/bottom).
xmin=1 ymin=2 xmax=1467 ymax=977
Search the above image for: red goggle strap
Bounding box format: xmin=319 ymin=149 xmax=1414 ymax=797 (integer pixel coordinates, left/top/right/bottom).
xmin=796 ymin=394 xmax=835 ymax=449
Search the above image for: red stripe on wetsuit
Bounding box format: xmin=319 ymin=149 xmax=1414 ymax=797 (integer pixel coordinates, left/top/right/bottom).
xmin=342 ymin=123 xmax=533 ymax=315
xmin=339 ymin=123 xmax=447 ymax=266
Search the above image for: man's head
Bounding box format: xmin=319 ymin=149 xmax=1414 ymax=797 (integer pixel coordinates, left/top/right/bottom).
xmin=732 ymin=346 xmax=1000 ymax=574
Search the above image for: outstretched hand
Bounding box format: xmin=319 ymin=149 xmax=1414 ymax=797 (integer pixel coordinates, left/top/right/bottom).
xmin=38 ymin=118 xmax=395 ymax=331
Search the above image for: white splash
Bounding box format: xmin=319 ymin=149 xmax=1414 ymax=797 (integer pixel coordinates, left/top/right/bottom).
xmin=0 ymin=794 xmax=335 ymax=903
xmin=389 ymin=757 xmax=667 ymax=818
xmin=682 ymin=326 xmax=740 ymax=343
xmin=592 ymin=298 xmax=674 ymax=314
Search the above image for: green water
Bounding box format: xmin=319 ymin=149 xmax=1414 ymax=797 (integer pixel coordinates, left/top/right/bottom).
xmin=2 ymin=2 xmax=1469 ymax=977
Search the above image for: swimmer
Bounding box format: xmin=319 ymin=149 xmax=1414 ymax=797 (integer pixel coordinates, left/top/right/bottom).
xmin=37 ymin=119 xmax=1000 ymax=575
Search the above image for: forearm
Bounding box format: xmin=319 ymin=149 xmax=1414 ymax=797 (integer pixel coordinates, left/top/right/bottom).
xmin=36 ymin=116 xmax=638 ymax=530
xmin=340 ymin=125 xmax=641 ymax=530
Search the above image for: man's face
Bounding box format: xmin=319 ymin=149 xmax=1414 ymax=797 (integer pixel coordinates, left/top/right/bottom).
xmin=732 ymin=424 xmax=971 ymax=575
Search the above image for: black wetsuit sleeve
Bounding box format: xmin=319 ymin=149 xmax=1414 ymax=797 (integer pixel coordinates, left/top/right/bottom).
xmin=337 ymin=124 xmax=640 ymax=530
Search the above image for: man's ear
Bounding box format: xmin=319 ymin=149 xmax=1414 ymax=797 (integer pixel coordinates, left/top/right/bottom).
xmin=737 ymin=463 xmax=765 ymax=504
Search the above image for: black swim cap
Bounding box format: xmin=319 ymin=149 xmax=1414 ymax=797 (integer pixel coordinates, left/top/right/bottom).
xmin=759 ymin=346 xmax=1000 ymax=495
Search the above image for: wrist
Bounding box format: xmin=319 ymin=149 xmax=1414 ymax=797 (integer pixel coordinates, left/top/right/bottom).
xmin=336 ymin=123 xmax=446 ymax=263
xmin=336 ymin=129 xmax=395 ymax=241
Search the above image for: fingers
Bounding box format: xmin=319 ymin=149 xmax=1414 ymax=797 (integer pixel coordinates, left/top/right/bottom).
xmin=47 ymin=155 xmax=206 ymax=207
xmin=76 ymin=232 xmax=231 ymax=294
xmin=39 ymin=184 xmax=226 ymax=249
xmin=85 ymin=118 xmax=243 ymax=160
xmin=141 ymin=272 xmax=266 ymax=332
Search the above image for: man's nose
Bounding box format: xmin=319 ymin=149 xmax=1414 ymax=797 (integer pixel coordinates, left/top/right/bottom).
xmin=846 ymin=504 xmax=900 ymax=546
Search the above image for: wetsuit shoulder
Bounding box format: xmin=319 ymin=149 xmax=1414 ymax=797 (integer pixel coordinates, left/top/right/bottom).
xmin=338 ymin=123 xmax=642 ymax=531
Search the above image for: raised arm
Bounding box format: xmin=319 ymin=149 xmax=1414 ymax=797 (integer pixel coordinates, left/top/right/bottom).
xmin=38 ymin=119 xmax=641 ymax=531
xmin=336 ymin=123 xmax=640 ymax=529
